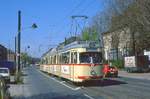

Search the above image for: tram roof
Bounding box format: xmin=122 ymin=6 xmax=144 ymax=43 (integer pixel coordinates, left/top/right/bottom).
xmin=57 ymin=41 xmax=100 ymax=52
xmin=42 ymin=41 xmax=101 ymax=57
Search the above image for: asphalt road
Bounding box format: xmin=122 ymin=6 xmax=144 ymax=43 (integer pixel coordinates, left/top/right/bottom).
xmin=11 ymin=66 xmax=150 ymax=99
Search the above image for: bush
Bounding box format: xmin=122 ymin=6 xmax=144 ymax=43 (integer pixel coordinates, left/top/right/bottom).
xmin=110 ymin=59 xmax=124 ymax=69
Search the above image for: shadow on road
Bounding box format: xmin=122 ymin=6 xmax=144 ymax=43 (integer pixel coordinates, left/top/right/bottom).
xmin=80 ymin=79 xmax=127 ymax=87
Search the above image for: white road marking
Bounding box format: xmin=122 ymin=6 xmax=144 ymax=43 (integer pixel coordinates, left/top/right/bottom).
xmin=36 ymin=69 xmax=81 ymax=91
xmin=84 ymin=94 xmax=95 ymax=99
xmin=59 ymin=81 xmax=81 ymax=91
xmin=60 ymin=81 xmax=66 ymax=83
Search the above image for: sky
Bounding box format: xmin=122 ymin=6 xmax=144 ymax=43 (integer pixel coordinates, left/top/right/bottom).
xmin=0 ymin=0 xmax=108 ymax=57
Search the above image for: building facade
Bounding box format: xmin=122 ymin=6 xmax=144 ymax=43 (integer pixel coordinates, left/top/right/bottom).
xmin=7 ymin=49 xmax=15 ymax=62
xmin=103 ymin=27 xmax=132 ymax=60
xmin=0 ymin=44 xmax=15 ymax=62
xmin=0 ymin=45 xmax=7 ymax=61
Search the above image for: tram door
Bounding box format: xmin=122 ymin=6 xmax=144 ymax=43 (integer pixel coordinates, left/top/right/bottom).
xmin=71 ymin=52 xmax=77 ymax=81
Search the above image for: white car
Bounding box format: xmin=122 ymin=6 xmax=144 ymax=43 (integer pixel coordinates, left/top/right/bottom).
xmin=0 ymin=68 xmax=10 ymax=83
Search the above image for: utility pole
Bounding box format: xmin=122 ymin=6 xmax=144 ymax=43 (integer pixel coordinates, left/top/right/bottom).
xmin=15 ymin=36 xmax=17 ymax=75
xmin=15 ymin=11 xmax=37 ymax=82
xmin=18 ymin=10 xmax=21 ymax=71
xmin=16 ymin=10 xmax=21 ymax=82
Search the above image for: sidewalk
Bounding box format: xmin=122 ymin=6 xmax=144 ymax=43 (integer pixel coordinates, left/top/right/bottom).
xmin=9 ymin=72 xmax=30 ymax=99
xmin=118 ymin=70 xmax=150 ymax=80
xmin=9 ymin=84 xmax=26 ymax=99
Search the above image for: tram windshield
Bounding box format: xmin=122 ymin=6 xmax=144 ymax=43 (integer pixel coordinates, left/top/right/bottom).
xmin=79 ymin=52 xmax=102 ymax=64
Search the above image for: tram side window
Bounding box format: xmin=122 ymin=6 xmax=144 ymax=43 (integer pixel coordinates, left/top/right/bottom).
xmin=46 ymin=58 xmax=48 ymax=64
xmin=52 ymin=56 xmax=54 ymax=64
xmin=51 ymin=56 xmax=53 ymax=64
xmin=54 ymin=55 xmax=57 ymax=64
xmin=71 ymin=53 xmax=73 ymax=63
xmin=62 ymin=52 xmax=70 ymax=64
xmin=71 ymin=52 xmax=77 ymax=63
xmin=50 ymin=56 xmax=52 ymax=64
xmin=50 ymin=56 xmax=51 ymax=64
xmin=47 ymin=57 xmax=49 ymax=64
xmin=66 ymin=52 xmax=70 ymax=63
xmin=74 ymin=52 xmax=77 ymax=63
xmin=41 ymin=59 xmax=45 ymax=64
xmin=48 ymin=56 xmax=50 ymax=64
xmin=54 ymin=55 xmax=56 ymax=64
xmin=62 ymin=54 xmax=65 ymax=64
xmin=52 ymin=56 xmax=56 ymax=64
xmin=59 ymin=55 xmax=62 ymax=64
xmin=43 ymin=59 xmax=45 ymax=64
xmin=59 ymin=54 xmax=62 ymax=64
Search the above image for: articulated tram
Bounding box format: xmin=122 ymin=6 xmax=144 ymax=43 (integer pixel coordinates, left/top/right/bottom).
xmin=40 ymin=41 xmax=104 ymax=82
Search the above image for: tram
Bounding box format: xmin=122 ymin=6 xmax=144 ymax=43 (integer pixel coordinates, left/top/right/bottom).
xmin=40 ymin=41 xmax=104 ymax=82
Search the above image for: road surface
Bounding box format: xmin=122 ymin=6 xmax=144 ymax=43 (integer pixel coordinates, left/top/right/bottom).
xmin=10 ymin=66 xmax=150 ymax=99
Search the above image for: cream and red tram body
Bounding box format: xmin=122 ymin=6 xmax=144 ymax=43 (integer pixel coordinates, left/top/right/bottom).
xmin=40 ymin=41 xmax=104 ymax=82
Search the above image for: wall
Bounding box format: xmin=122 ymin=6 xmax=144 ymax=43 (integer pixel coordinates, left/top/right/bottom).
xmin=0 ymin=45 xmax=7 ymax=61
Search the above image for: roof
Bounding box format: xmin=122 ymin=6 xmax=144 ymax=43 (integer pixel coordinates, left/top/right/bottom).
xmin=59 ymin=41 xmax=100 ymax=52
xmin=42 ymin=41 xmax=101 ymax=57
xmin=0 ymin=44 xmax=6 ymax=49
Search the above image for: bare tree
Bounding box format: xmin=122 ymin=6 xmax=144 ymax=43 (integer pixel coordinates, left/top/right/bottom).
xmin=110 ymin=0 xmax=150 ymax=55
xmin=82 ymin=0 xmax=150 ymax=55
xmin=111 ymin=32 xmax=120 ymax=59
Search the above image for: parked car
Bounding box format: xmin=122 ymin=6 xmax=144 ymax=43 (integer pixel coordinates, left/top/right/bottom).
xmin=0 ymin=76 xmax=10 ymax=99
xmin=103 ymin=64 xmax=118 ymax=77
xmin=0 ymin=68 xmax=10 ymax=83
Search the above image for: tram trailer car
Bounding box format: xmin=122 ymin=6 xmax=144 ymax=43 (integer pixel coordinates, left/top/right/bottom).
xmin=40 ymin=41 xmax=104 ymax=82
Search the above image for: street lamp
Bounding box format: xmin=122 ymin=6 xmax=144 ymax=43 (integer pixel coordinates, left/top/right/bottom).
xmin=15 ymin=10 xmax=38 ymax=82
xmin=31 ymin=23 xmax=38 ymax=29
